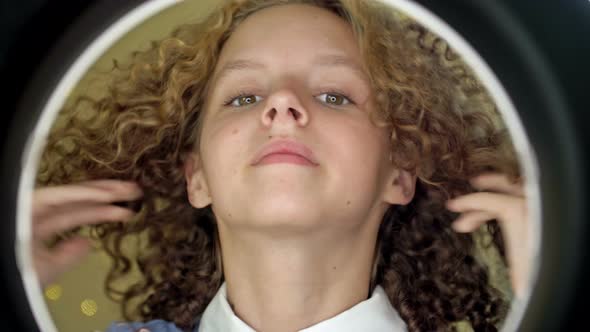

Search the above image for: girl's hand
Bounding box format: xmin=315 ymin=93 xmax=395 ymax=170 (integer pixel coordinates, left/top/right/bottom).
xmin=33 ymin=180 xmax=143 ymax=288
xmin=445 ymin=173 xmax=529 ymax=299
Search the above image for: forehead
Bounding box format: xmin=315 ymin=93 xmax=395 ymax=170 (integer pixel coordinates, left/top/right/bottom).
xmin=218 ymin=4 xmax=360 ymax=62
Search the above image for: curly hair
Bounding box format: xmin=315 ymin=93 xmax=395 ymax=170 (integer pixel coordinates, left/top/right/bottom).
xmin=37 ymin=0 xmax=521 ymax=331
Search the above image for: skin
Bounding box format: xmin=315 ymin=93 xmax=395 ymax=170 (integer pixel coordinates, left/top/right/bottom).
xmin=184 ymin=4 xmax=416 ymax=332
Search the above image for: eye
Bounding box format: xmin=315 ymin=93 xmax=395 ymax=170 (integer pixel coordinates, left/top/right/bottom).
xmin=224 ymin=94 xmax=262 ymax=107
xmin=316 ymin=92 xmax=353 ymax=106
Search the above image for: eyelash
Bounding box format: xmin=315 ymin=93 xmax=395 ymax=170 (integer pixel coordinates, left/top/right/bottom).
xmin=222 ymin=89 xmax=355 ymax=107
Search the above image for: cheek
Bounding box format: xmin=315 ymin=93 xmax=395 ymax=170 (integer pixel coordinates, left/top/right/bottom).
xmin=203 ymin=121 xmax=251 ymax=173
xmin=324 ymin=119 xmax=387 ymax=163
xmin=209 ymin=128 xmax=240 ymax=158
xmin=203 ymin=115 xmax=245 ymax=149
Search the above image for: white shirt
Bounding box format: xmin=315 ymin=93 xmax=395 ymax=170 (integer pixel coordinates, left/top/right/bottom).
xmin=198 ymin=282 xmax=407 ymax=332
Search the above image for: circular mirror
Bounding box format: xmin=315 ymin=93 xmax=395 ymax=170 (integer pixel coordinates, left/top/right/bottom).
xmin=1 ymin=0 xmax=587 ymax=331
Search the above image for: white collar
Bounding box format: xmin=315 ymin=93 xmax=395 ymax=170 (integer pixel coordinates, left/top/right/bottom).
xmin=198 ymin=282 xmax=407 ymax=332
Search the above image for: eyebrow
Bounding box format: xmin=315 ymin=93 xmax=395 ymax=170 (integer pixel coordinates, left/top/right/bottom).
xmin=211 ymin=54 xmax=368 ymax=85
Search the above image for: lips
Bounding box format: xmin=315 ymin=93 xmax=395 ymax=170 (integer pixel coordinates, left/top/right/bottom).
xmin=251 ymin=139 xmax=318 ymax=166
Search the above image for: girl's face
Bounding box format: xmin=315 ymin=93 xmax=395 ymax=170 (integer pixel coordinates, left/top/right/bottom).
xmin=185 ymin=4 xmax=413 ymax=233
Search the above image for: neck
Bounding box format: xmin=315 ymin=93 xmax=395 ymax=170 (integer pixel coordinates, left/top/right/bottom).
xmin=216 ymin=222 xmax=380 ymax=332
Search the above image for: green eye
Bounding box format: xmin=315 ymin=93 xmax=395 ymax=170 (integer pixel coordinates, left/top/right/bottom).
xmin=318 ymin=93 xmax=351 ymax=106
xmin=226 ymin=94 xmax=261 ymax=107
xmin=238 ymin=95 xmax=257 ymax=105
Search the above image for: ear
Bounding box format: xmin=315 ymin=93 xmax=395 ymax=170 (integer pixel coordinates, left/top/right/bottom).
xmin=184 ymin=152 xmax=212 ymax=208
xmin=382 ymin=168 xmax=417 ymax=206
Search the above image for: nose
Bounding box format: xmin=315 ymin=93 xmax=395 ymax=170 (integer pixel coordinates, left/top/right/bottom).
xmin=260 ymin=88 xmax=310 ymax=129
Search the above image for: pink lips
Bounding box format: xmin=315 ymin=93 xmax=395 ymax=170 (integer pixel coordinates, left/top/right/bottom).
xmin=252 ymin=139 xmax=318 ymax=166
